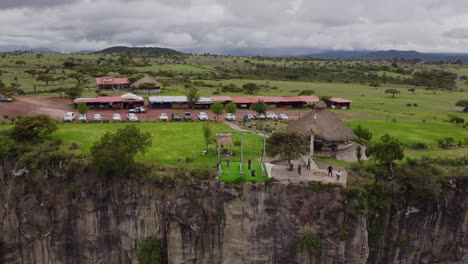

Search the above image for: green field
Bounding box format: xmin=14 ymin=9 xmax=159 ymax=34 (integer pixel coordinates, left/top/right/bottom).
xmin=51 ymin=122 xmax=266 ymax=180
xmin=219 ymin=162 xmax=268 ymax=182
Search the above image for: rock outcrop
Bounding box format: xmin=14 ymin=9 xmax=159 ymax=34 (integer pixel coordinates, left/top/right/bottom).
xmin=0 ymin=159 xmax=467 ymax=264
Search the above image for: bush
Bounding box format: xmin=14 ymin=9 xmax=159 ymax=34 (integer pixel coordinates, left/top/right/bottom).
xmin=137 ymin=237 xmax=161 ymax=264
xmin=409 ymin=142 xmax=428 ymax=149
xmin=353 ymin=124 xmax=373 ymax=141
xmin=297 ymin=232 xmax=323 ymax=252
xmin=406 ymin=103 xmax=412 ymax=106
xmin=437 ymin=137 xmax=455 ymax=148
xmin=69 ymin=142 xmax=79 ymax=150
xmin=413 ymin=103 xmax=418 ymax=107
xmin=298 ymin=89 xmax=315 ymax=96
xmin=447 ymin=114 xmax=464 ymax=124
xmin=11 ymin=114 xmax=58 ymax=142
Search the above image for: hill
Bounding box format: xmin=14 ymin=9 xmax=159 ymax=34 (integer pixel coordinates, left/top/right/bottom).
xmin=307 ymin=49 xmax=468 ymax=63
xmin=95 ymin=46 xmax=184 ymax=56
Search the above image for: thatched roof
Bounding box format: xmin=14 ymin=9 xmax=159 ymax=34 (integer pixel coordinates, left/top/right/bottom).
xmin=131 ymin=76 xmax=162 ymax=88
xmin=216 ymin=133 xmax=233 ymax=147
xmin=287 ymin=101 xmax=354 ymax=142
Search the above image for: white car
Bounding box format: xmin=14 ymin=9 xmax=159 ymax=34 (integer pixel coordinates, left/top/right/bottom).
xmin=159 ymin=113 xmax=169 ymax=121
xmin=266 ymin=112 xmax=278 ymax=120
xmin=128 ymin=106 xmax=146 ymax=113
xmin=198 ymin=112 xmax=208 ymax=121
xmin=112 ymin=113 xmax=122 ymax=122
xmin=64 ymin=112 xmax=75 ymax=122
xmin=78 ymin=114 xmax=87 ymax=122
xmin=278 ymin=113 xmax=289 ymax=120
xmin=127 ymin=113 xmax=138 ymax=122
xmin=93 ymin=114 xmax=103 ymax=121
xmin=225 ymin=113 xmax=236 ymax=121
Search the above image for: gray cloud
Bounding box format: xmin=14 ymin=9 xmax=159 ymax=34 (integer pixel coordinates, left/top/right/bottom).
xmin=0 ymin=0 xmax=468 ymax=53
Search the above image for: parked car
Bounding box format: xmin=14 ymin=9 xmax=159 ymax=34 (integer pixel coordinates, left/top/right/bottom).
xmin=93 ymin=113 xmax=103 ymax=122
xmin=184 ymin=112 xmax=192 ymax=120
xmin=127 ymin=113 xmax=138 ymax=121
xmin=278 ymin=113 xmax=289 ymax=120
xmin=266 ymin=112 xmax=278 ymax=120
xmin=78 ymin=114 xmax=87 ymax=122
xmin=198 ymin=112 xmax=208 ymax=121
xmin=159 ymin=113 xmax=169 ymax=121
xmin=112 ymin=113 xmax=122 ymax=122
xmin=256 ymin=113 xmax=266 ymax=120
xmin=128 ymin=106 xmax=146 ymax=113
xmin=171 ymin=112 xmax=182 ymax=121
xmin=243 ymin=114 xmax=256 ymax=120
xmin=64 ymin=112 xmax=75 ymax=122
xmin=225 ymin=113 xmax=236 ymax=121
xmin=0 ymin=94 xmax=13 ymax=102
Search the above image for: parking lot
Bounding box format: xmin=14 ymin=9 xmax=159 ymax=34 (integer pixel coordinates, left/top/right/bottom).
xmin=0 ymin=96 xmax=311 ymax=122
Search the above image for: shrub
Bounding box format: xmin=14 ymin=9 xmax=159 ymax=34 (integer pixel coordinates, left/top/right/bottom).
xmin=137 ymin=237 xmax=161 ymax=264
xmin=413 ymin=103 xmax=418 ymax=107
xmin=69 ymin=142 xmax=79 ymax=150
xmin=437 ymin=137 xmax=455 ymax=148
xmin=298 ymin=89 xmax=315 ymax=96
xmin=297 ymin=232 xmax=323 ymax=252
xmin=353 ymin=124 xmax=373 ymax=141
xmin=447 ymin=114 xmax=464 ymax=124
xmin=410 ymin=142 xmax=428 ymax=149
xmin=406 ymin=103 xmax=412 ymax=107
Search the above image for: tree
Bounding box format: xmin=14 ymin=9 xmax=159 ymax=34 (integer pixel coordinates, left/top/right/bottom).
xmin=266 ymin=131 xmax=307 ymax=170
xmin=202 ymin=123 xmax=213 ymax=152
xmin=353 ymin=124 xmax=373 ymax=141
xmin=138 ymin=82 xmax=159 ymax=96
xmin=242 ymin=82 xmax=259 ymax=94
xmin=408 ymin=88 xmax=415 ymax=94
xmin=11 ymin=114 xmax=58 ymax=142
xmin=365 ymin=134 xmax=404 ymax=179
xmin=77 ymin=102 xmax=89 ymax=115
xmin=24 ymin=69 xmax=39 ymax=78
xmin=225 ymin=102 xmax=237 ymax=114
xmin=210 ymin=101 xmax=224 ymax=121
xmin=68 ymin=72 xmax=86 ymax=84
xmin=90 ymin=125 xmax=152 ymax=179
xmin=250 ymin=100 xmax=267 ymax=115
xmin=412 ymin=70 xmax=457 ymax=93
xmin=455 ymin=100 xmax=468 ymax=112
xmin=36 ymin=74 xmax=54 ymax=85
xmin=64 ymin=86 xmax=83 ymax=101
xmin=186 ymin=88 xmax=200 ymax=109
xmin=356 ymin=145 xmax=363 ymax=163
xmin=384 ymin=89 xmax=400 ymax=98
xmin=15 ymin=60 xmax=26 ymax=68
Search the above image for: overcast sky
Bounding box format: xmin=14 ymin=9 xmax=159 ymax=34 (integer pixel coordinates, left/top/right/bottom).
xmin=1 ymin=0 xmax=468 ymax=53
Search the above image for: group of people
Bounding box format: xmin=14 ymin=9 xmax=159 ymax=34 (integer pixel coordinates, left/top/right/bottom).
xmin=223 ymin=155 xmax=256 ymax=177
xmin=296 ymin=158 xmax=341 ymax=181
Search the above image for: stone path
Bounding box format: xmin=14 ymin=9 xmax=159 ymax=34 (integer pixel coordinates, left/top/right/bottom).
xmin=270 ymin=156 xmax=347 ymax=187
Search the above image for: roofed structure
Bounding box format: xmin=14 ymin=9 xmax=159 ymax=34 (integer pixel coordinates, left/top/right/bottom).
xmin=96 ymin=76 xmax=130 ymax=89
xmin=216 ymin=133 xmax=233 ymax=147
xmin=287 ymin=101 xmax=354 ymax=142
xmin=131 ymin=75 xmax=162 ymax=88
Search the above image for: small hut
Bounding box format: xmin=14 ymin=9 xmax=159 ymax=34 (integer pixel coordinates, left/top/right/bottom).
xmin=131 ymin=76 xmax=162 ymax=94
xmin=216 ymin=133 xmax=233 ymax=148
xmin=287 ymin=101 xmax=354 ymax=156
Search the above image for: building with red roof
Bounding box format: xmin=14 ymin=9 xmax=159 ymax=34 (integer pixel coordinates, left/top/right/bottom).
xmin=328 ymin=98 xmax=352 ymax=109
xmin=96 ymin=76 xmax=130 ymax=89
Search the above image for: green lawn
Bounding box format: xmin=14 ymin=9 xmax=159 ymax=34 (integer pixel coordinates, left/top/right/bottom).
xmin=51 ymin=122 xmax=266 ymax=170
xmin=219 ymin=161 xmax=268 ymax=182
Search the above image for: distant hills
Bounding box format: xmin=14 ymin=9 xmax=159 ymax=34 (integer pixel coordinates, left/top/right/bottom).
xmin=305 ymin=49 xmax=468 ymax=63
xmin=95 ymin=46 xmax=183 ymax=56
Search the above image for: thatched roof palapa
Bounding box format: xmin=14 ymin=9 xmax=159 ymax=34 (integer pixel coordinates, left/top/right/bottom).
xmin=131 ymin=75 xmax=162 ymax=88
xmin=287 ymin=101 xmax=354 ymax=142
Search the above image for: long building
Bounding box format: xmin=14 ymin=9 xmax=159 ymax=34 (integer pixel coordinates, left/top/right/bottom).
xmin=211 ymin=95 xmax=320 ymax=108
xmin=148 ymin=96 xmax=213 ymax=109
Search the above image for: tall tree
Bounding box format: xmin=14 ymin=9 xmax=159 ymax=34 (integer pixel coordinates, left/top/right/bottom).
xmin=90 ymin=125 xmax=152 ymax=179
xmin=225 ymin=102 xmax=238 ymax=114
xmin=202 ymin=123 xmax=213 ymax=152
xmin=24 ymin=69 xmax=39 ymax=78
xmin=186 ymin=88 xmax=200 ymax=109
xmin=11 ymin=114 xmax=58 ymax=142
xmin=65 ymin=86 xmax=83 ymax=101
xmin=366 ymin=134 xmax=404 ymax=179
xmin=68 ymin=72 xmax=86 ymax=84
xmin=266 ymin=131 xmax=307 ymax=170
xmin=250 ymin=100 xmax=268 ymax=115
xmin=210 ymin=101 xmax=224 ymax=121
xmin=36 ymin=74 xmax=54 ymax=85
xmin=77 ymin=102 xmax=89 ymax=115
xmin=384 ymin=89 xmax=400 ymax=98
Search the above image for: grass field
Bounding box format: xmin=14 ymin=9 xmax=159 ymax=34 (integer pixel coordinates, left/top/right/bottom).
xmin=219 ymin=162 xmax=268 ymax=182
xmin=51 ymin=122 xmax=266 ymax=170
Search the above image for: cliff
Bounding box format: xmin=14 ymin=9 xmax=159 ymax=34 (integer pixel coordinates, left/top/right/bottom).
xmin=0 ymin=158 xmax=467 ymax=263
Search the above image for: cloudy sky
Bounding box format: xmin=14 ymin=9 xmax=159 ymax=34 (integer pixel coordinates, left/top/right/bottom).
xmin=1 ymin=0 xmax=468 ymax=53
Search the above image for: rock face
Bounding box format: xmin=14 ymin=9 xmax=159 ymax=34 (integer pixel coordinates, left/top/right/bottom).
xmin=0 ymin=159 xmax=467 ymax=264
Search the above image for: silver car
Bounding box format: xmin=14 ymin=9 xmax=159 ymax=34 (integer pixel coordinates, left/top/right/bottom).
xmin=112 ymin=113 xmax=122 ymax=122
